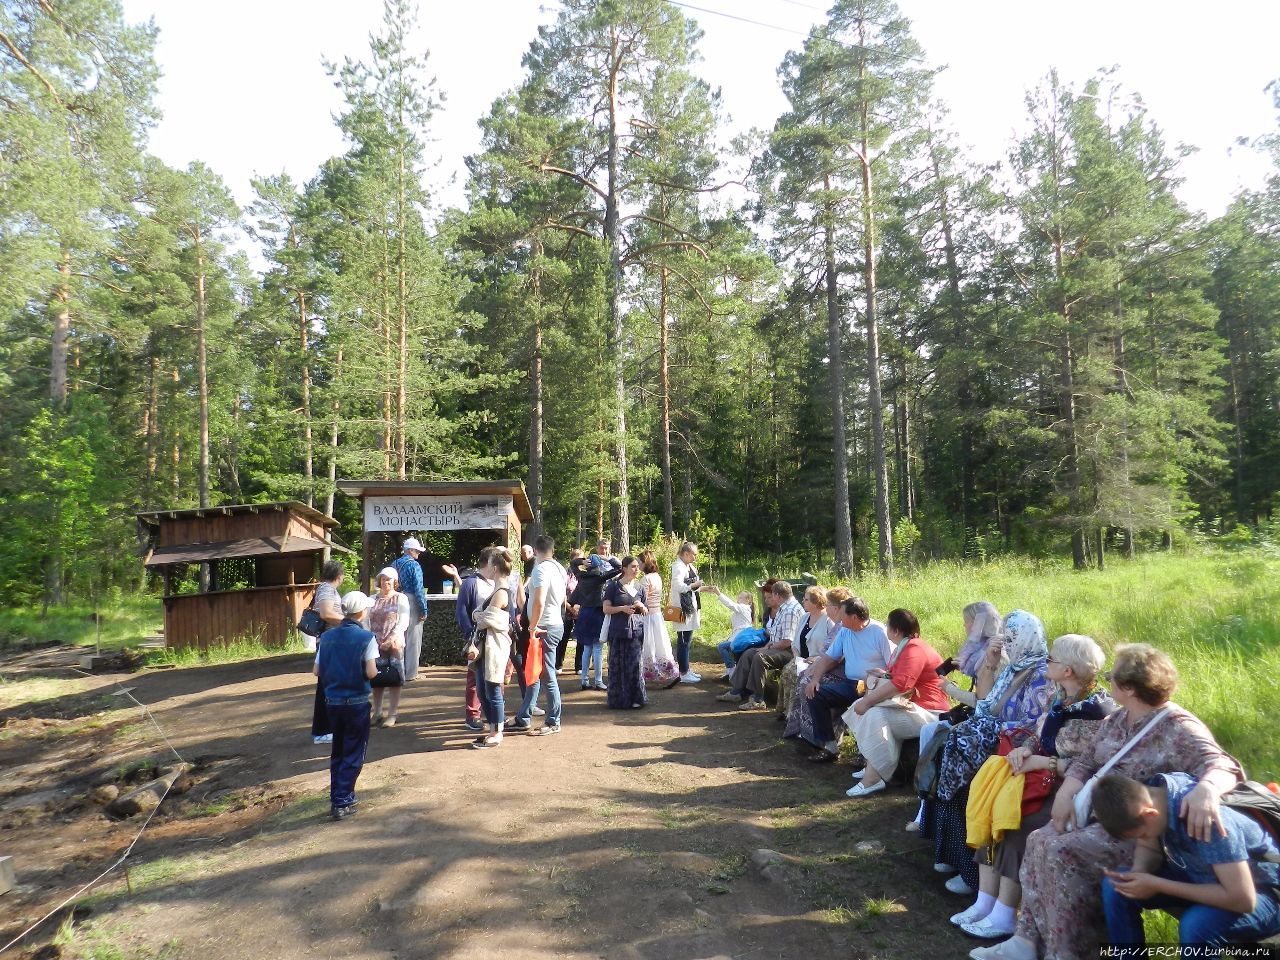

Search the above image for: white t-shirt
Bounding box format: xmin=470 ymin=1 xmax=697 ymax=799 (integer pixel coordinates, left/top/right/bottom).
xmin=528 ymin=559 xmax=567 ymax=628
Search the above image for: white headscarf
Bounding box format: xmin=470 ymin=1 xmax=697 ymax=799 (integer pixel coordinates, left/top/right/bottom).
xmin=957 ymin=601 xmax=1001 ymax=677
xmin=975 ymin=609 xmax=1047 ymax=719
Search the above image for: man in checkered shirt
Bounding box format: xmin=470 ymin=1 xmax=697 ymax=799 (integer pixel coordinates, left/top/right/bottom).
xmin=721 ymin=581 xmax=804 ymax=710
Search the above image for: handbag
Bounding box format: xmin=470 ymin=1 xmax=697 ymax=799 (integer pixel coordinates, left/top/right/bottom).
xmin=996 ymin=726 xmax=1055 ymax=816
xmin=370 ymin=656 xmax=404 ymax=688
xmin=1072 ymin=707 xmax=1170 ymax=830
xmin=297 ymin=607 xmax=324 ymax=637
xmin=462 ymin=590 xmax=499 ymax=666
xmin=663 ymin=603 xmax=686 ymax=624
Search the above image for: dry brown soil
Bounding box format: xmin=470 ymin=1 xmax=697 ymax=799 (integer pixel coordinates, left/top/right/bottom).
xmin=1 ymin=648 xmax=979 ymax=960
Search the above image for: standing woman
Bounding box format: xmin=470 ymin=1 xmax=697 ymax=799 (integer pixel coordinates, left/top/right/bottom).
xmin=310 ymin=560 xmax=345 ymax=745
xmin=368 ymin=567 xmax=409 ymax=727
xmin=604 ymin=556 xmax=648 ymax=709
xmin=471 ymin=547 xmax=514 ymax=749
xmin=669 ymin=542 xmax=703 ymax=684
xmin=639 ymin=551 xmax=680 ymax=688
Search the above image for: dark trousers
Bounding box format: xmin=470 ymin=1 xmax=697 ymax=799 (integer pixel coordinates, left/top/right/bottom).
xmin=311 ymin=679 xmax=331 ymax=736
xmin=676 ymin=630 xmax=693 ymax=673
xmin=464 ymin=668 xmax=482 ymax=720
xmin=327 ymin=700 xmax=370 ymax=810
xmin=804 ymin=676 xmax=860 ymax=748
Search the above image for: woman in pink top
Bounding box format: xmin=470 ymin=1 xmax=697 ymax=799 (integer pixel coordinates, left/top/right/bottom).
xmin=844 ymin=608 xmax=949 ymax=799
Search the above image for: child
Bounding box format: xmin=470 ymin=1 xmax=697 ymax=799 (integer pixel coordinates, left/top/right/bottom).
xmin=314 ymin=591 xmax=379 ymax=821
xmin=1094 ymin=772 xmax=1280 ymax=952
xmin=702 ymin=584 xmax=756 ymax=680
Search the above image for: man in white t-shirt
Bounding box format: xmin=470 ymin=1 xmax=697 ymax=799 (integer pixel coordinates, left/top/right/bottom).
xmin=514 ymin=534 xmax=566 ymax=734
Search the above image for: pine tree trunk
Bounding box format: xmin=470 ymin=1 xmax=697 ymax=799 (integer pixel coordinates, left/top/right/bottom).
xmin=605 ymin=37 xmax=629 ymax=553
xmin=195 ymin=227 xmax=210 ymax=510
xmin=297 ymin=288 xmax=313 ymax=506
xmin=659 ymin=264 xmax=674 ymax=536
xmin=396 ymin=153 xmax=408 ymax=481
xmin=171 ymin=367 xmax=181 ymax=498
xmin=324 ymin=348 xmax=344 ymax=537
xmin=50 ymin=249 xmax=71 ymax=407
xmin=144 ymin=348 xmax=158 ymax=505
xmin=823 ymin=182 xmax=855 ymax=578
xmin=527 ymin=242 xmax=545 ymax=542
xmin=858 ymin=117 xmax=893 ymax=575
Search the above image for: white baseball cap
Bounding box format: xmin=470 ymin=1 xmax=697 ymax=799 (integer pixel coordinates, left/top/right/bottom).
xmin=341 ymin=591 xmax=374 ymax=615
xmin=403 ymin=537 xmax=425 ymax=552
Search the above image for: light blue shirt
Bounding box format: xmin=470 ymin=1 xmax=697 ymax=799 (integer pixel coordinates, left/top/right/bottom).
xmin=825 ymin=620 xmax=894 ymax=680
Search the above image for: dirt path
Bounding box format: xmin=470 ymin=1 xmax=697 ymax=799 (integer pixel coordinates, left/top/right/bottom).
xmin=2 ymin=654 xmax=979 ymax=960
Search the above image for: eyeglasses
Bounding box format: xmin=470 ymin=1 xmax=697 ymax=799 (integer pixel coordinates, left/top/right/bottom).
xmin=1046 ymin=656 xmax=1059 ymax=664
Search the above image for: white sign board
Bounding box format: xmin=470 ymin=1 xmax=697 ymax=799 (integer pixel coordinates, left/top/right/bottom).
xmin=364 ymin=495 xmax=512 ymax=532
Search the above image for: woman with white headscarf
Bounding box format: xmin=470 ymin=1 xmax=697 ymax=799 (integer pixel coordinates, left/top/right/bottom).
xmin=368 ymin=566 xmax=410 ymax=727
xmin=922 ymin=609 xmax=1052 ymax=895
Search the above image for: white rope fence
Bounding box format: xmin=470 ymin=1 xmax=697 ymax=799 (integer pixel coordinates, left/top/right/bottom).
xmin=1 ymin=667 xmax=187 ymax=956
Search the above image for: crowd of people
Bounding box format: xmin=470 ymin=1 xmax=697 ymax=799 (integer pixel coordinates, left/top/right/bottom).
xmin=308 ymin=547 xmax=1280 ymax=956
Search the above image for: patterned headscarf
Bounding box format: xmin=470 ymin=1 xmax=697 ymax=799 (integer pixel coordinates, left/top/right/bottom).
xmin=975 ymin=609 xmax=1047 ymax=719
xmin=957 ymin=601 xmax=1001 ymax=678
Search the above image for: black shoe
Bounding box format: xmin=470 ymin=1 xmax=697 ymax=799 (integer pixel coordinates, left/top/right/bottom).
xmin=509 ymin=720 xmax=532 ymax=732
xmin=331 ymin=805 xmax=357 ymax=821
xmin=463 ymin=717 xmax=484 ymax=732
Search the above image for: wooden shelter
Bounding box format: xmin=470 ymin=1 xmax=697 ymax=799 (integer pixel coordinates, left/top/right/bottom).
xmin=335 ymin=480 xmax=534 ymax=664
xmin=138 ymin=501 xmax=349 ymax=652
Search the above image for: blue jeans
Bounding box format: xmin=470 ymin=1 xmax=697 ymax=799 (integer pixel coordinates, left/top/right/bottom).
xmin=717 ymin=640 xmax=737 ymax=670
xmin=518 ymin=624 xmax=563 ymax=725
xmin=802 ymin=676 xmax=860 ymax=750
xmin=480 ymin=674 xmax=504 ymax=727
xmin=325 ymin=699 xmax=370 ymax=810
xmin=580 ymin=642 xmax=603 ymax=685
xmin=1102 ymin=870 xmax=1280 ymax=951
xmin=676 ymin=630 xmax=693 ymax=673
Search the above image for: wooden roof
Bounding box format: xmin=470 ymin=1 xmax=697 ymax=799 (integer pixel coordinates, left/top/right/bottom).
xmin=144 ymin=534 xmax=350 ymax=566
xmin=136 ymin=500 xmax=340 ymax=529
xmin=335 ymin=480 xmax=534 ymax=522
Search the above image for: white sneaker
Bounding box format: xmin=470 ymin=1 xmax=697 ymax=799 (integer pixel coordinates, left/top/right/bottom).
xmin=680 ymin=671 xmax=701 ymax=683
xmin=312 ymin=734 xmax=333 ymax=744
xmin=962 ymin=916 xmax=1016 ymax=940
xmin=950 ymin=903 xmax=990 ymax=927
xmin=945 ymin=874 xmax=974 ymax=895
xmin=532 ymin=706 xmax=545 ymax=716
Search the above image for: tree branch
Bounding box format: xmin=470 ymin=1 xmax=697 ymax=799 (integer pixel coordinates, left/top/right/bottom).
xmin=532 ymin=163 xmax=608 ymax=202
xmin=0 ymin=29 xmax=64 ymax=106
xmin=622 ymin=239 xmax=709 ymax=265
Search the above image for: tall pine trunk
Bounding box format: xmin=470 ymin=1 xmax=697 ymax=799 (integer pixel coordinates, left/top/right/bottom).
xmin=50 ymin=249 xmax=71 ymax=407
xmin=605 ymin=36 xmax=630 ymax=552
xmin=195 ymin=227 xmax=210 ymax=509
xmin=823 ymin=181 xmax=855 ymax=577
xmin=859 ymin=110 xmax=893 ymax=575
xmin=527 ymin=240 xmax=545 ymax=542
xmin=659 ymin=264 xmax=674 ymax=536
xmin=297 ymin=287 xmax=313 ymax=506
xmin=396 ymin=152 xmax=408 ymax=481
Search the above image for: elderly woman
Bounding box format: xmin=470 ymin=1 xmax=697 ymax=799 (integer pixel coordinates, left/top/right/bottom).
xmin=925 ymin=610 xmax=1052 ymax=894
xmin=951 ymin=633 xmax=1115 ymax=940
xmin=843 ymin=608 xmax=951 ymax=798
xmin=972 ymin=644 xmax=1244 ymax=960
xmin=776 ymin=586 xmax=835 ymax=721
xmin=368 ymin=566 xmax=410 ymax=727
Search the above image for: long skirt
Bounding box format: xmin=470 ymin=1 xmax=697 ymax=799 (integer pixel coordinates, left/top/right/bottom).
xmin=607 ymin=635 xmax=646 ymax=709
xmin=922 ymin=794 xmax=979 ymax=889
xmin=1014 ymin=821 xmax=1136 ymax=959
xmin=641 ymin=613 xmax=680 ymax=687
xmin=777 ymin=659 xmax=801 ymax=718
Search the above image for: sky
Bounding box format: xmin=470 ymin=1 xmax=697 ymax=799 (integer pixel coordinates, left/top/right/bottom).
xmin=119 ymin=0 xmax=1279 ymax=238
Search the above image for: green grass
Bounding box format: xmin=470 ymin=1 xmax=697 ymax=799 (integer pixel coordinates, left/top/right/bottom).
xmin=692 ymin=550 xmax=1280 ymax=777
xmin=0 ymin=595 xmax=161 ymax=651
xmin=145 ymin=632 xmax=308 ymax=668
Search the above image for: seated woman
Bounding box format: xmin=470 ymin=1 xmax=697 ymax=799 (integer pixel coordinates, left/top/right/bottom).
xmin=843 ymin=608 xmax=951 ymax=798
xmin=972 ymin=644 xmax=1244 ymax=960
xmin=777 ymin=586 xmax=841 ymax=721
xmin=951 ymin=633 xmax=1114 ymax=940
xmin=907 ymin=601 xmax=1003 ymax=832
xmin=925 ymin=610 xmax=1052 ymax=895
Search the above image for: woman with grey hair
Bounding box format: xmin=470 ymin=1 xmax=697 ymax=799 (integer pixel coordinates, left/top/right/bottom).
xmin=952 ymin=633 xmax=1114 ymax=940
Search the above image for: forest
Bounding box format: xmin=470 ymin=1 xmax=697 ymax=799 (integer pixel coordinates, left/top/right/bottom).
xmin=1 ymin=0 xmax=1278 ymax=608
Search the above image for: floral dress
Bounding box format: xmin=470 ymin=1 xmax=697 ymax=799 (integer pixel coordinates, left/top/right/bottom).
xmin=1014 ymin=703 xmax=1243 ymax=960
xmin=640 ymin=572 xmax=680 ymax=686
xmin=367 ymin=590 xmax=407 ymax=685
xmin=605 ymin=579 xmax=647 ymax=709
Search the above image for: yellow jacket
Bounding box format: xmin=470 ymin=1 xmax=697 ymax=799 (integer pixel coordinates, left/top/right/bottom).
xmin=966 ymin=754 xmax=1026 ymax=849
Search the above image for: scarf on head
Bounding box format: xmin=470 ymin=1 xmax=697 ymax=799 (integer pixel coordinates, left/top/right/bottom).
xmin=976 ymin=609 xmax=1047 ymax=720
xmin=957 ymin=601 xmax=1001 ymax=678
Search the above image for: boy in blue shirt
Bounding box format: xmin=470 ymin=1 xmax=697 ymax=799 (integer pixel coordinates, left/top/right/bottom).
xmin=313 ymin=591 xmax=379 ymax=821
xmin=1094 ymin=772 xmax=1280 ymax=952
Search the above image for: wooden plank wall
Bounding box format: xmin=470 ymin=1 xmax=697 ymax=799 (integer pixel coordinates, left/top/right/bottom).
xmin=164 ymin=584 xmax=316 ymax=651
xmin=157 ymin=509 xmax=290 ymax=547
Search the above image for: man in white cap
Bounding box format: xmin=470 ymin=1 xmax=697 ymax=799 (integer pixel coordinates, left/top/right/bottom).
xmin=393 ymin=537 xmax=429 ymax=681
xmin=313 ymin=590 xmax=378 ymax=820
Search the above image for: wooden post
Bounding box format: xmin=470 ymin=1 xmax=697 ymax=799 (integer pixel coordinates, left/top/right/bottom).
xmin=361 ymin=529 xmax=372 ymax=593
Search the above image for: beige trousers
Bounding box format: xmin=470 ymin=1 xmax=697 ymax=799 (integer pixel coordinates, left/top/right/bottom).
xmin=846 ymin=701 xmax=937 ymax=778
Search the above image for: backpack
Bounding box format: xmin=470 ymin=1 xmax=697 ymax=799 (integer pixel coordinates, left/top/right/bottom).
xmin=1222 ymin=780 xmax=1280 ymax=859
